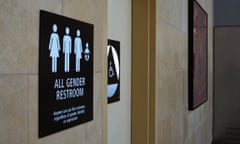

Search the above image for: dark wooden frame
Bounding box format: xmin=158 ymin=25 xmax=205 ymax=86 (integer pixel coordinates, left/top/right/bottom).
xmin=188 ymin=0 xmax=208 ymax=110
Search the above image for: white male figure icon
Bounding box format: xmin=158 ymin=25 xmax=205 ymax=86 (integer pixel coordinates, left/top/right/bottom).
xmin=63 ymin=27 xmax=72 ymax=72
xmin=74 ymin=29 xmax=83 ymax=72
xmin=49 ymin=24 xmax=61 ymax=73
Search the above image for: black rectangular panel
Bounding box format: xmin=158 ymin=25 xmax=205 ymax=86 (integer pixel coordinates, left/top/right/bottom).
xmin=39 ymin=10 xmax=94 ymax=138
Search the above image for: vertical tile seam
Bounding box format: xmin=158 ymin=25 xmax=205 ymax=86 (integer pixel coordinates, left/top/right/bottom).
xmin=27 ymin=74 xmax=30 ymax=144
xmin=147 ymin=0 xmax=150 ymax=143
xmin=0 ymin=73 xmax=38 ymax=76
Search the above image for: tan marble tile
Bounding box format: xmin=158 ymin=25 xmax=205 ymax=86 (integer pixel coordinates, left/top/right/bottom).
xmin=188 ymin=108 xmax=202 ymax=134
xmin=170 ymin=113 xmax=183 ymax=144
xmin=0 ymin=0 xmax=62 ymax=74
xmin=158 ymin=118 xmax=172 ymax=144
xmin=86 ymin=73 xmax=106 ymax=144
xmin=0 ymin=75 xmax=28 ymax=144
xmin=27 ymin=75 xmax=38 ymax=143
xmin=157 ymin=70 xmax=184 ymax=117
xmin=157 ymin=75 xmax=176 ymax=117
xmin=157 ymin=21 xmax=186 ymax=71
xmin=175 ymin=70 xmax=185 ymax=110
xmin=157 ymin=0 xmax=186 ymax=31
xmin=183 ymin=112 xmax=189 ymax=142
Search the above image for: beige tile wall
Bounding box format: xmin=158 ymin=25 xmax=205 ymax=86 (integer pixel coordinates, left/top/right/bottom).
xmin=0 ymin=0 xmax=107 ymax=144
xmin=156 ymin=0 xmax=213 ymax=143
xmin=0 ymin=0 xmax=214 ymax=143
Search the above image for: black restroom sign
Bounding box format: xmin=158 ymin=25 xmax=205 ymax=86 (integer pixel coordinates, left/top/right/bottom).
xmin=39 ymin=10 xmax=94 ymax=138
xmin=107 ymin=39 xmax=120 ymax=104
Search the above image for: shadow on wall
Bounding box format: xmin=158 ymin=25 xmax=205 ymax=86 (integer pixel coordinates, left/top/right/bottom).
xmin=214 ymin=27 xmax=240 ymax=143
xmin=213 ymin=127 xmax=240 ymax=144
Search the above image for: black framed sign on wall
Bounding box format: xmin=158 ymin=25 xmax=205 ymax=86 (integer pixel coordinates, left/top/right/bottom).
xmin=107 ymin=39 xmax=120 ymax=104
xmin=39 ymin=10 xmax=94 ymax=138
xmin=188 ymin=0 xmax=208 ymax=110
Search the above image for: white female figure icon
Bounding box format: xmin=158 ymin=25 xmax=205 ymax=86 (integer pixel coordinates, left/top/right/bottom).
xmin=74 ymin=29 xmax=83 ymax=72
xmin=63 ymin=27 xmax=72 ymax=72
xmin=49 ymin=24 xmax=61 ymax=73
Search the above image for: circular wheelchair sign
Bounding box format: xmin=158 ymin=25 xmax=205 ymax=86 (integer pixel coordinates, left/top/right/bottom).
xmin=107 ymin=40 xmax=120 ymax=103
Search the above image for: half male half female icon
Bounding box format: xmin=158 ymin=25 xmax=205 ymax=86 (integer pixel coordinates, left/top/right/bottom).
xmin=74 ymin=29 xmax=83 ymax=72
xmin=49 ymin=24 xmax=61 ymax=73
xmin=63 ymin=27 xmax=72 ymax=72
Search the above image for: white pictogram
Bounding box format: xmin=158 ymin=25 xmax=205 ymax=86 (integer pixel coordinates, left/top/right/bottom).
xmin=84 ymin=43 xmax=90 ymax=61
xmin=63 ymin=27 xmax=72 ymax=72
xmin=49 ymin=24 xmax=91 ymax=73
xmin=108 ymin=61 xmax=115 ymax=78
xmin=49 ymin=24 xmax=61 ymax=73
xmin=74 ymin=29 xmax=83 ymax=72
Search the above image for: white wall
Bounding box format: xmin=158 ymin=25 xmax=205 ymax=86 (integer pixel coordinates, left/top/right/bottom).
xmin=0 ymin=0 xmax=107 ymax=143
xmin=214 ymin=27 xmax=240 ymax=140
xmin=107 ymin=0 xmax=131 ymax=144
